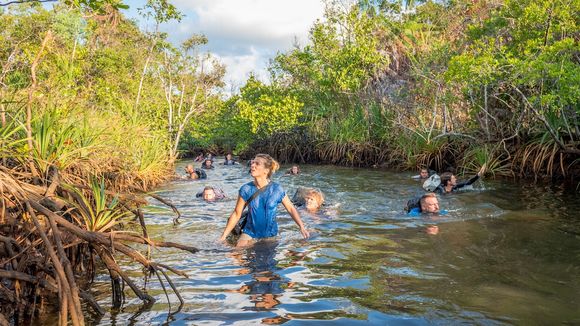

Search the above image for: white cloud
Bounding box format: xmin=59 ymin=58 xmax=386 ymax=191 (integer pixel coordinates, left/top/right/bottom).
xmin=162 ymin=0 xmax=326 ymax=91
xmin=212 ymin=47 xmax=265 ymax=93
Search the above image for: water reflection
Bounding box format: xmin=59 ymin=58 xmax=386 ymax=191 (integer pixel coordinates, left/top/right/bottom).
xmin=85 ymin=162 xmax=580 ymax=325
xmin=226 ymin=241 xmax=313 ymax=324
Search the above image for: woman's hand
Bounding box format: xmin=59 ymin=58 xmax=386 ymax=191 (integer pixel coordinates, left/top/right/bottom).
xmin=299 ymin=227 xmax=310 ymax=239
xmin=282 ymin=195 xmax=310 ymax=240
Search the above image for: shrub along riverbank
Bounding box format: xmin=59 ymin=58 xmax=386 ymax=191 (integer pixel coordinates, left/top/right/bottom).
xmin=0 ymin=2 xmax=214 ymax=324
xmin=200 ymin=0 xmax=579 ymax=185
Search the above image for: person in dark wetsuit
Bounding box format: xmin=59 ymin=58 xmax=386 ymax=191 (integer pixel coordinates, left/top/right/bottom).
xmin=223 ymin=153 xmax=239 ymax=165
xmin=201 ymin=159 xmax=215 ymax=169
xmin=433 ymin=165 xmax=486 ymax=194
xmin=219 ymin=154 xmax=310 ymax=247
xmin=182 ymin=165 xmax=207 ymax=179
xmin=190 ymin=168 xmax=207 ymax=179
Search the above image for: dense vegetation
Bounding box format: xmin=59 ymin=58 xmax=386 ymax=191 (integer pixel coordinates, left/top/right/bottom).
xmin=0 ymin=0 xmax=578 ymax=324
xmin=0 ymin=1 xmax=216 ymax=324
xmin=208 ymin=0 xmax=579 ymax=182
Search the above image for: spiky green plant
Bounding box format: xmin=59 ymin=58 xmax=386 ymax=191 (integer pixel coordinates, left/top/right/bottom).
xmin=28 ymin=110 xmax=100 ymax=176
xmin=515 ymin=136 xmax=564 ymax=178
xmin=461 ymin=144 xmax=513 ymax=177
xmin=394 ymin=129 xmax=453 ymax=172
xmin=0 ymin=117 xmax=27 ymax=158
xmin=63 ymin=179 xmax=132 ymax=232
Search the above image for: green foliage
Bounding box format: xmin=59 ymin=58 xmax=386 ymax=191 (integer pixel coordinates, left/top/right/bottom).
xmin=28 ymin=109 xmax=100 ymax=176
xmin=214 ymin=76 xmax=304 ymax=152
xmin=461 ymin=144 xmax=513 ymax=177
xmin=63 ymin=179 xmax=131 ymax=232
xmin=273 ymin=4 xmax=389 ymax=102
xmin=65 ymin=0 xmax=130 ymax=12
xmin=237 ymin=77 xmax=303 ymax=136
xmin=447 ymin=0 xmax=580 ymax=144
xmin=393 ymin=128 xmax=454 ymax=172
xmin=138 ymin=0 xmax=183 ymax=24
xmin=0 ymin=116 xmax=26 ymax=158
xmin=268 ymin=3 xmax=392 ymax=147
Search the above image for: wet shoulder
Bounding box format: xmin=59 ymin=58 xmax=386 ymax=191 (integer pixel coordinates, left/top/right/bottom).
xmin=239 ymin=181 xmax=257 ymax=201
xmin=268 ymin=182 xmax=286 ymax=200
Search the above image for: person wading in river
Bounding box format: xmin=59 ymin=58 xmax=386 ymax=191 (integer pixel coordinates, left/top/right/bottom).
xmin=219 ymin=154 xmax=310 ymax=247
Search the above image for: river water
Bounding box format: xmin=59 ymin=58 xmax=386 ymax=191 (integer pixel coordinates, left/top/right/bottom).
xmin=90 ymin=161 xmax=580 ymax=325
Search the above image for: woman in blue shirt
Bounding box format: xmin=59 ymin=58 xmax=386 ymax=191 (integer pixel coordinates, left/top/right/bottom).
xmin=220 ymin=154 xmax=310 ymax=247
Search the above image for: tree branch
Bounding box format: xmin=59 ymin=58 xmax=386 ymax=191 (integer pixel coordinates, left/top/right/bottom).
xmin=0 ymin=0 xmax=57 ymax=6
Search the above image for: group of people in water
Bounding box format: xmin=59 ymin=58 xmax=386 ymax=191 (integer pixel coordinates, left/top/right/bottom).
xmin=408 ymin=165 xmax=486 ymax=214
xmin=180 ymin=153 xmax=326 ymax=247
xmin=407 ymin=165 xmax=486 ymax=234
xmin=181 ymin=152 xmax=486 ymax=246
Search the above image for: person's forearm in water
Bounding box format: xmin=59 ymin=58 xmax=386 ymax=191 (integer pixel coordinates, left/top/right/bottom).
xmin=282 ymin=196 xmax=310 ymax=239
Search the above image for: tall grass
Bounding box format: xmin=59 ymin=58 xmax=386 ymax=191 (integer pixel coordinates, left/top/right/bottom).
xmin=515 ymin=136 xmax=565 ymax=179
xmin=393 ymin=129 xmax=455 ymax=172
xmin=28 ymin=109 xmax=101 ymax=178
xmin=0 ymin=116 xmax=27 ymax=158
xmin=461 ymin=144 xmax=513 ymax=177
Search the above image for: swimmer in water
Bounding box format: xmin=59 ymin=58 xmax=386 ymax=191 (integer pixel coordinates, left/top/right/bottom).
xmin=286 ymin=165 xmax=300 ymax=175
xmin=434 ymin=164 xmax=486 ymax=194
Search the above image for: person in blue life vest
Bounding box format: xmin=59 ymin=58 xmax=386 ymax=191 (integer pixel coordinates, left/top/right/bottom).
xmin=219 ymin=154 xmax=310 ymax=247
xmin=407 ymin=192 xmax=444 ymax=216
xmin=407 ymin=192 xmax=447 ymax=235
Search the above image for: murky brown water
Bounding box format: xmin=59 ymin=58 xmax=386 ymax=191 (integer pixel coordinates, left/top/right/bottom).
xmin=87 ymin=161 xmax=580 ymax=325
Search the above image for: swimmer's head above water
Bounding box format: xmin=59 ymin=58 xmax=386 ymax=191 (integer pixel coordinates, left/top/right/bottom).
xmin=420 ymin=192 xmax=439 ymax=214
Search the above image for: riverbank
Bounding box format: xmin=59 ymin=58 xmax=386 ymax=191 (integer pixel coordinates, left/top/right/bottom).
xmin=238 ymin=129 xmax=580 ymax=188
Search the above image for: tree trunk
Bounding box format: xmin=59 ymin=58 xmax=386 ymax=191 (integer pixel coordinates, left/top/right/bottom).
xmin=26 ymin=31 xmax=53 ymax=177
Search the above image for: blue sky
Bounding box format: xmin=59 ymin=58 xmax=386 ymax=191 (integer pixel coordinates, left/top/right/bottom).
xmin=122 ymin=0 xmax=326 ymax=91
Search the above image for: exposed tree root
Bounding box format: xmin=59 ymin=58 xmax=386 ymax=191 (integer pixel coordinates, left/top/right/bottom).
xmin=0 ymin=166 xmax=197 ymax=325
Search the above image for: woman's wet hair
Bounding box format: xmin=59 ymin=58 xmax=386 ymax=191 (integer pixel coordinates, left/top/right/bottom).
xmin=305 ymin=189 xmax=324 ymax=207
xmin=254 ymin=153 xmax=279 ymax=178
xmin=440 ymin=172 xmax=453 ymax=186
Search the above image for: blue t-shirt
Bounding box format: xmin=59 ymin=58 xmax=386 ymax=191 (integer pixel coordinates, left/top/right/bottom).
xmin=407 ymin=207 xmax=448 ymax=217
xmin=239 ymin=181 xmax=286 ymax=238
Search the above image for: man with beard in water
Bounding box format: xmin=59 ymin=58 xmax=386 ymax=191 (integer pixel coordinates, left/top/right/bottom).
xmin=406 ymin=192 xmax=445 ymax=235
